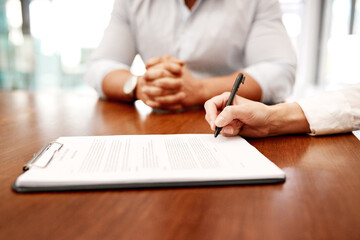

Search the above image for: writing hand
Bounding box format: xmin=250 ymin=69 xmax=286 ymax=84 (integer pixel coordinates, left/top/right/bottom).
xmin=204 ymin=93 xmax=274 ymax=137
xmin=204 ymin=92 xmax=310 ymax=137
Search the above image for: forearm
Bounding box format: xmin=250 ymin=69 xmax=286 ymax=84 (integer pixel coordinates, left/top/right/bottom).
xmin=268 ymin=102 xmax=310 ymax=136
xmin=199 ymin=71 xmax=262 ymax=104
xmin=102 ymin=69 xmax=134 ymax=102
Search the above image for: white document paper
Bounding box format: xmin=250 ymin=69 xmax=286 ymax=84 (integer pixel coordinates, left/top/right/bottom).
xmin=353 ymin=130 xmax=360 ymax=141
xmin=14 ymin=134 xmax=285 ymax=191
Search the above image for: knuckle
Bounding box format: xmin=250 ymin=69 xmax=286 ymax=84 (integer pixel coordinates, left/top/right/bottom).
xmin=204 ymin=113 xmax=211 ymax=122
xmin=148 ymin=87 xmax=158 ymax=96
xmin=169 ymin=61 xmax=176 ymax=67
xmin=226 ymin=106 xmax=238 ymax=118
xmin=163 ymin=62 xmax=170 ymax=67
xmin=222 ymin=106 xmax=232 ymax=115
xmin=234 ymin=119 xmax=243 ymax=129
xmin=160 ymin=70 xmax=165 ymax=78
xmin=204 ymin=101 xmax=210 ymax=109
xmin=175 ymin=80 xmax=183 ymax=88
xmin=157 ymin=80 xmax=166 ymax=88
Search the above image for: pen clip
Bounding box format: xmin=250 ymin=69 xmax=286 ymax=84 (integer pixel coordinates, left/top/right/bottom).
xmin=241 ymin=75 xmax=246 ymax=84
xmin=23 ymin=141 xmax=63 ymax=171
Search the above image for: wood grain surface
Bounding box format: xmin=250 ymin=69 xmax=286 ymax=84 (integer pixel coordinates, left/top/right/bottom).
xmin=0 ymin=90 xmax=359 ymax=240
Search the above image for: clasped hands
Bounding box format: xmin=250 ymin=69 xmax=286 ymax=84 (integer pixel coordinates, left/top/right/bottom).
xmin=136 ymin=55 xmax=204 ymax=110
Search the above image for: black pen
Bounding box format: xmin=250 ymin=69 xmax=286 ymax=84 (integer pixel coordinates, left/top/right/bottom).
xmin=214 ymin=73 xmax=245 ymax=138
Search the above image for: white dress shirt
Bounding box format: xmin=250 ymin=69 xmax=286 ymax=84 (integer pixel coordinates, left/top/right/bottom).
xmin=297 ymin=84 xmax=360 ymax=135
xmin=84 ymin=0 xmax=297 ymax=103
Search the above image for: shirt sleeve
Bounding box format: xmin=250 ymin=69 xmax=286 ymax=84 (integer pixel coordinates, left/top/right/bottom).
xmin=243 ymin=0 xmax=297 ymax=103
xmin=83 ymin=0 xmax=137 ymax=97
xmin=297 ymin=84 xmax=360 ymax=135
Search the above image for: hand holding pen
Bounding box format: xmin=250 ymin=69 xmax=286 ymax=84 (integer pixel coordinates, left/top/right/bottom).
xmin=204 ymin=73 xmax=246 ymax=138
xmin=213 ymin=73 xmax=245 ymax=137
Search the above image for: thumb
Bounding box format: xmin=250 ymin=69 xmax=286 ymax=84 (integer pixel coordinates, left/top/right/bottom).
xmin=214 ymin=106 xmax=235 ymax=127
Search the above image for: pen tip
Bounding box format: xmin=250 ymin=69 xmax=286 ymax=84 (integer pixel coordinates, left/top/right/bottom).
xmin=214 ymin=129 xmax=220 ymax=138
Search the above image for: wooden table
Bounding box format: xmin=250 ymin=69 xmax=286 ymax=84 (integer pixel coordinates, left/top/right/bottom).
xmin=0 ymin=90 xmax=359 ymax=240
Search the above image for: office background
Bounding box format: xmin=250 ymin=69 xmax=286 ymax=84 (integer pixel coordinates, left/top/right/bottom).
xmin=0 ymin=0 xmax=359 ymax=98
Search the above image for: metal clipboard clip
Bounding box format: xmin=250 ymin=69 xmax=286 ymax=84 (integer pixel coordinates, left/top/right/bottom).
xmin=23 ymin=141 xmax=63 ymax=171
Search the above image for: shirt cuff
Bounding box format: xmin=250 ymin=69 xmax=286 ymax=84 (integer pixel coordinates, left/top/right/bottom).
xmin=83 ymin=59 xmax=130 ymax=98
xmin=297 ymin=91 xmax=354 ymax=136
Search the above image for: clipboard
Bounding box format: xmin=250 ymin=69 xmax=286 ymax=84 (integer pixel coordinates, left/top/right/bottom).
xmin=23 ymin=141 xmax=63 ymax=171
xmin=12 ymin=134 xmax=286 ymax=193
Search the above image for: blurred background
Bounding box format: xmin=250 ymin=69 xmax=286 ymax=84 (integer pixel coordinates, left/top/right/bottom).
xmin=0 ymin=0 xmax=359 ymax=99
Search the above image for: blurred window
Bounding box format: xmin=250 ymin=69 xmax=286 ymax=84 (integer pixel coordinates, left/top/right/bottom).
xmin=1 ymin=0 xmax=358 ymax=97
xmin=323 ymin=0 xmax=360 ymax=89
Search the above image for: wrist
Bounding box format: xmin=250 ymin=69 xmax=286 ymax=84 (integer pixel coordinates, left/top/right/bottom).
xmin=123 ymin=75 xmax=138 ymax=101
xmin=103 ymin=70 xmax=133 ymax=101
xmin=196 ymin=78 xmax=209 ymax=105
xmin=268 ymin=102 xmax=310 ymax=136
